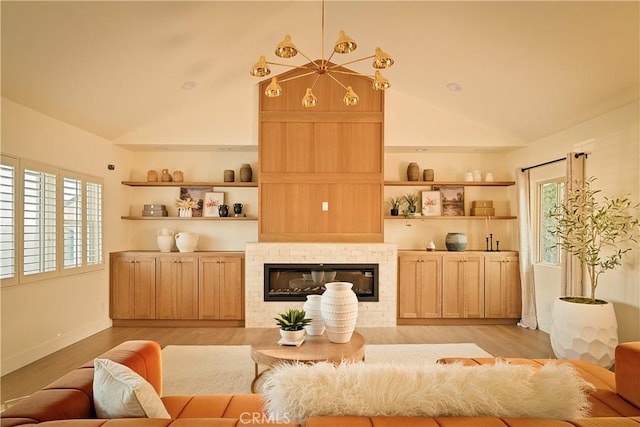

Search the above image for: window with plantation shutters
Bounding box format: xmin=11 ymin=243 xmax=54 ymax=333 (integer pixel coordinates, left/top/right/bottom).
xmin=23 ymin=165 xmax=57 ymax=277
xmin=2 ymin=156 xmax=103 ymax=285
xmin=86 ymin=181 xmax=103 ymax=268
xmin=63 ymin=176 xmax=83 ymax=270
xmin=1 ymin=157 xmax=17 ymax=284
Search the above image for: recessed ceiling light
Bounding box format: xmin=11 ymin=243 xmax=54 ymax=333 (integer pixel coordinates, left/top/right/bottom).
xmin=181 ymin=81 xmax=197 ymax=90
xmin=446 ymin=82 xmax=461 ymax=92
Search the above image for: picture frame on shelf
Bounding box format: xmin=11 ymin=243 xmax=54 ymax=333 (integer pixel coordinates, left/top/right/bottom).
xmin=421 ymin=191 xmax=441 ymax=216
xmin=203 ymin=192 xmax=225 ymax=217
xmin=433 ymin=185 xmax=464 ymax=216
xmin=179 ymin=187 xmax=212 ymax=217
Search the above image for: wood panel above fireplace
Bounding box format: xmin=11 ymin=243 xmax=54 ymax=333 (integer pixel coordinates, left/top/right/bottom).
xmin=258 ymin=62 xmax=384 ymax=243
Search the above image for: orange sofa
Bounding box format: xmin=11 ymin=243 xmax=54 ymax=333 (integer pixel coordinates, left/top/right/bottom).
xmin=2 ymin=340 xmax=639 ymax=427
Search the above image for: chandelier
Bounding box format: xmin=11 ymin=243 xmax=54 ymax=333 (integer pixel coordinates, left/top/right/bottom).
xmin=249 ymin=0 xmax=394 ymax=108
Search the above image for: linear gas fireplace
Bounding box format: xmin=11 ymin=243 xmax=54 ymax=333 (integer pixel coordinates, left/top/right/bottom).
xmin=264 ymin=263 xmax=379 ymax=302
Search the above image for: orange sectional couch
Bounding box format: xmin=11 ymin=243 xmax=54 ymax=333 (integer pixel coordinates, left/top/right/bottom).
xmin=2 ymin=340 xmax=639 ymax=427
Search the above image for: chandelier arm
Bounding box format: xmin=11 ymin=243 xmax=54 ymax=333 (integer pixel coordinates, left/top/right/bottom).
xmin=295 ymin=49 xmax=322 ymax=69
xmin=328 ymin=55 xmax=375 ymax=69
xmin=326 ymin=72 xmax=348 ymax=91
xmin=310 ymin=74 xmax=322 ymax=90
xmin=279 ymin=70 xmax=322 ymax=84
xmin=266 ymin=61 xmax=317 ymax=70
xmin=330 ymin=69 xmax=375 ymax=78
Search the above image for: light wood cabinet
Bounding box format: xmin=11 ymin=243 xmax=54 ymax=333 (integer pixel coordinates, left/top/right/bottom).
xmin=398 ymin=253 xmax=442 ymax=318
xmin=155 ymin=255 xmax=199 ymax=319
xmin=110 ymin=253 xmax=156 ymax=319
xmin=442 ymin=253 xmax=485 ymax=318
xmin=484 ymin=253 xmax=521 ymax=318
xmin=199 ymin=255 xmax=244 ymax=320
xmin=398 ymin=251 xmax=520 ymax=324
xmin=110 ymin=251 xmax=244 ymax=324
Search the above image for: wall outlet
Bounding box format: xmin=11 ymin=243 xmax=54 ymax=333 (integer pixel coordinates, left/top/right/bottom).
xmin=322 ymin=201 xmax=329 ymax=211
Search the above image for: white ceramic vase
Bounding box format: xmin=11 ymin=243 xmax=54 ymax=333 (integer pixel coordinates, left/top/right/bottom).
xmin=175 ymin=232 xmax=198 ymax=253
xmin=156 ymin=228 xmax=174 ymax=253
xmin=320 ymin=282 xmax=358 ymax=343
xmin=178 ymin=207 xmax=193 ymax=217
xmin=303 ymin=295 xmax=325 ymax=336
xmin=550 ymin=297 xmax=618 ymax=368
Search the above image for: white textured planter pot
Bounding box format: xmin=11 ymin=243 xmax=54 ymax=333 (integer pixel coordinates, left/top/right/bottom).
xmin=321 ymin=282 xmax=358 ymax=343
xmin=550 ymin=297 xmax=618 ymax=368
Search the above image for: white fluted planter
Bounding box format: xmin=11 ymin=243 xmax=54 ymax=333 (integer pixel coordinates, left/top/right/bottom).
xmin=303 ymin=295 xmax=325 ymax=336
xmin=321 ymin=282 xmax=358 ymax=343
xmin=550 ymin=297 xmax=618 ymax=368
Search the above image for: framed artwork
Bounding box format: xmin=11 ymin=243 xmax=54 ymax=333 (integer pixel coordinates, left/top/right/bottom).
xmin=421 ymin=191 xmax=441 ymax=216
xmin=203 ymin=192 xmax=225 ymax=217
xmin=433 ymin=185 xmax=465 ymax=216
xmin=179 ymin=187 xmax=212 ymax=217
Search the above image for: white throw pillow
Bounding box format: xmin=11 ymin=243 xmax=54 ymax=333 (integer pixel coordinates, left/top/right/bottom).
xmin=93 ymin=358 xmax=171 ymax=419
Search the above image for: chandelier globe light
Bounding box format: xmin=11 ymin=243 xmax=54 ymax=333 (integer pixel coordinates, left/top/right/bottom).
xmin=249 ymin=0 xmax=394 ymax=108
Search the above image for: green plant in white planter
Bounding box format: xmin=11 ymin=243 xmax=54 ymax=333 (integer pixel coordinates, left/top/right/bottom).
xmin=274 ymin=308 xmax=311 ymax=343
xmin=548 ymin=176 xmax=639 ymax=367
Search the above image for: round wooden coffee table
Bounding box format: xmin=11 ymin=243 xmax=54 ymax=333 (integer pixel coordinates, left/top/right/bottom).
xmin=250 ymin=330 xmax=365 ymax=392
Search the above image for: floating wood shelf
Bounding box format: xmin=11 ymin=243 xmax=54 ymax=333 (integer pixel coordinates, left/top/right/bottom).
xmin=384 ymin=215 xmax=517 ymax=220
xmin=384 ymin=181 xmax=515 ymax=187
xmin=121 ymin=181 xmax=258 ymax=187
xmin=121 ymin=216 xmax=258 ymax=221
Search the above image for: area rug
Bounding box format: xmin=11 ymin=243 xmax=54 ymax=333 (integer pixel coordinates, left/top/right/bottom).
xmin=161 ymin=343 xmax=492 ymax=395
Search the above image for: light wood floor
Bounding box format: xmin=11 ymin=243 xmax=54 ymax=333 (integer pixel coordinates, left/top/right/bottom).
xmin=1 ymin=325 xmax=552 ymax=404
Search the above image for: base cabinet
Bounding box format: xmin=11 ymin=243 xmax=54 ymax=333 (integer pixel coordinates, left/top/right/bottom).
xmin=442 ymin=254 xmax=485 ymax=318
xmin=199 ymin=255 xmax=244 ymax=320
xmin=110 ymin=253 xmax=156 ymax=319
xmin=110 ymin=251 xmax=244 ymax=323
xmin=398 ymin=254 xmax=442 ymax=318
xmin=156 ymin=255 xmax=199 ymax=319
xmin=484 ymin=253 xmax=521 ymax=318
xmin=398 ymin=251 xmax=520 ymax=323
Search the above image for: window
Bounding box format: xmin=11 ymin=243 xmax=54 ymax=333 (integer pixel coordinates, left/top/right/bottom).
xmin=23 ymin=163 xmax=57 ymax=277
xmin=538 ymin=179 xmax=565 ymax=264
xmin=1 ymin=156 xmax=103 ymax=286
xmin=1 ymin=156 xmax=17 ymax=285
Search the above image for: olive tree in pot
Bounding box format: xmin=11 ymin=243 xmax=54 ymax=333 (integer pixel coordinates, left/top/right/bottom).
xmin=549 ymin=177 xmax=639 ymax=368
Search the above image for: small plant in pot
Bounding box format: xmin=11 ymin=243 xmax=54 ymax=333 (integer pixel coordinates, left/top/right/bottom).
xmin=274 ymin=308 xmax=311 ymax=343
xmin=402 ymin=193 xmax=419 ymax=216
xmin=386 ymin=196 xmax=403 ymax=216
xmin=548 ymin=176 xmax=639 ymax=367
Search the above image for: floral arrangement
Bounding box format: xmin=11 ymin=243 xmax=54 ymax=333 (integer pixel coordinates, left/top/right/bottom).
xmin=176 ymin=198 xmax=199 ymax=209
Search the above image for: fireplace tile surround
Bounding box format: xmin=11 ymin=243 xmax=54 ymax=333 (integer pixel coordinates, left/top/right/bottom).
xmin=245 ymin=243 xmax=398 ymax=327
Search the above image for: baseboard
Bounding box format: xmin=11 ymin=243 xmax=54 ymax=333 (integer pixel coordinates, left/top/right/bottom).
xmin=397 ymin=318 xmax=519 ymax=326
xmin=1 ymin=318 xmax=112 ymax=376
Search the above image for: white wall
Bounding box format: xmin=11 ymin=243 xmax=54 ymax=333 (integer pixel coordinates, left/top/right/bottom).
xmin=0 ymin=98 xmax=133 ymax=375
xmin=507 ymin=101 xmax=640 ymax=342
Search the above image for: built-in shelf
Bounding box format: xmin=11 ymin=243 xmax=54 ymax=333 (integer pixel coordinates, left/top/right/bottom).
xmin=384 ymin=181 xmax=515 ymax=187
xmin=121 ymin=181 xmax=258 ymax=187
xmin=384 ymin=215 xmax=517 ymax=220
xmin=121 ymin=216 xmax=258 ymax=221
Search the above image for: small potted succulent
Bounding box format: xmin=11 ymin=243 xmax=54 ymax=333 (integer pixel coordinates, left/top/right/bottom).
xmin=274 ymin=308 xmax=311 ymax=342
xmin=402 ymin=193 xmax=419 ymax=216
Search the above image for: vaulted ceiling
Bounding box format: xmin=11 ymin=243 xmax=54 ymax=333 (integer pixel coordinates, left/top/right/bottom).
xmin=2 ymin=1 xmax=638 ymax=146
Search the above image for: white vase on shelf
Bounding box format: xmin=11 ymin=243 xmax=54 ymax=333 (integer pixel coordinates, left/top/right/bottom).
xmin=156 ymin=228 xmax=174 ymax=253
xmin=178 ymin=207 xmax=192 ymax=217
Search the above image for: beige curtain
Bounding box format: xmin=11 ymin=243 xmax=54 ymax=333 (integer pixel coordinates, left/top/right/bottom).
xmin=560 ymin=152 xmax=585 ymax=296
xmin=516 ymin=169 xmax=537 ymax=329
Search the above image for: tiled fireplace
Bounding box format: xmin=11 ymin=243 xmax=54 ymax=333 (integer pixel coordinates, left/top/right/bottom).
xmin=245 ymin=243 xmax=398 ymax=327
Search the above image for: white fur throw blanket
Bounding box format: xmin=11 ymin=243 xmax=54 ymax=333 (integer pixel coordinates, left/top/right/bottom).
xmin=262 ymin=361 xmax=594 ymax=422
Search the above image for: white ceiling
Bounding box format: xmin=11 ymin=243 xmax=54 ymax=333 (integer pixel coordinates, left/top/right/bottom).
xmin=2 ymin=1 xmax=638 ymax=145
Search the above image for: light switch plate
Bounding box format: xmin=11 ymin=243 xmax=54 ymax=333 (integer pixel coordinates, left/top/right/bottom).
xmin=322 ymin=201 xmax=329 ymax=211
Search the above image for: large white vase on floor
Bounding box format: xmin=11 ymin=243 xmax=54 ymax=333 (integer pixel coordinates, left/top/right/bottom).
xmin=550 ymin=297 xmax=618 ymax=368
xmin=321 ymin=282 xmax=358 ymax=343
xmin=303 ymin=295 xmax=325 ymax=336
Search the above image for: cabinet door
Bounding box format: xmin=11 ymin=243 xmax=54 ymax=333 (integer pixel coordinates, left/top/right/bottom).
xmin=442 ymin=254 xmax=484 ymax=318
xmin=218 ymin=256 xmax=244 ymax=320
xmin=398 ymin=254 xmax=441 ymax=318
xmin=110 ymin=253 xmax=156 ymax=319
xmin=156 ymin=255 xmax=198 ymax=319
xmin=485 ymin=254 xmax=521 ymax=318
xmin=199 ymin=255 xmax=244 ymax=320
